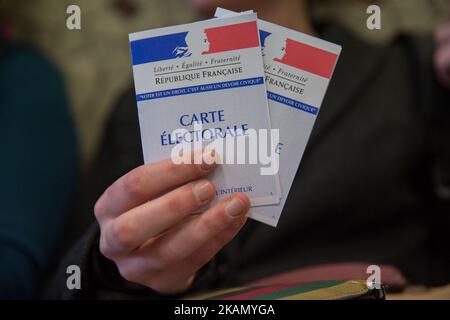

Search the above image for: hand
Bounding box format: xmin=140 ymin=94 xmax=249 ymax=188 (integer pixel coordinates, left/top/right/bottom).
xmin=94 ymin=150 xmax=250 ymax=294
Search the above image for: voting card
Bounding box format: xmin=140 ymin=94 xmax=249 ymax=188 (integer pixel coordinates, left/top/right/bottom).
xmin=216 ymin=8 xmax=341 ymax=226
xmin=129 ymin=13 xmax=281 ymax=209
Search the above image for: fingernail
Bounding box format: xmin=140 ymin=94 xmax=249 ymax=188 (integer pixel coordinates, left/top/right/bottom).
xmin=193 ymin=180 xmax=214 ymax=202
xmin=225 ymin=197 xmax=245 ymax=217
xmin=200 ymin=149 xmax=216 ymax=172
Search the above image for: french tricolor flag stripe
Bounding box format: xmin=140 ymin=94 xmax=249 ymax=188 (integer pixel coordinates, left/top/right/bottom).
xmin=275 ymin=39 xmax=338 ymax=79
xmin=203 ymin=21 xmax=260 ymax=54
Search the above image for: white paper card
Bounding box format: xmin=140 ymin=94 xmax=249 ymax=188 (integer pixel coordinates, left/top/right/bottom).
xmin=215 ymin=8 xmax=341 ymax=227
xmin=129 ymin=13 xmax=281 ymax=210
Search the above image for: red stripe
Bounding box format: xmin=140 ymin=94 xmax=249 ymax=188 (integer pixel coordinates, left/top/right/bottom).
xmin=275 ymin=39 xmax=338 ymax=79
xmin=222 ymin=285 xmax=291 ymax=300
xmin=203 ymin=21 xmax=259 ymax=54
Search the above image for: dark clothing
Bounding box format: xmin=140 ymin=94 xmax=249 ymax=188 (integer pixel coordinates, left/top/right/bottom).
xmin=0 ymin=44 xmax=78 ymax=298
xmin=46 ymin=24 xmax=450 ymax=299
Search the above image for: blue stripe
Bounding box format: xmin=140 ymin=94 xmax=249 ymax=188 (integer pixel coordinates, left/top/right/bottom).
xmin=130 ymin=32 xmax=189 ymax=65
xmin=136 ymin=77 xmax=265 ymax=101
xmin=267 ymin=91 xmax=318 ymax=115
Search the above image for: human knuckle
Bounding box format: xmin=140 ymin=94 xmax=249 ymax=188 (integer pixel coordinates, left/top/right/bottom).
xmin=99 ymin=234 xmax=114 ymax=259
xmin=94 ymin=195 xmax=108 ymax=221
xmin=122 ymin=170 xmax=145 ymax=199
xmin=111 ymin=219 xmax=136 ymax=249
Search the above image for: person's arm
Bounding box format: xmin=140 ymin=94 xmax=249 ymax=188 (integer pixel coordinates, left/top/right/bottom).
xmin=45 ymin=150 xmax=249 ymax=299
xmin=0 ymin=44 xmax=77 ymax=298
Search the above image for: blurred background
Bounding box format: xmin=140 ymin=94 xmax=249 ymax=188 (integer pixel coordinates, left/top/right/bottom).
xmin=1 ymin=0 xmax=450 ymax=300
xmin=1 ymin=0 xmax=449 ymax=166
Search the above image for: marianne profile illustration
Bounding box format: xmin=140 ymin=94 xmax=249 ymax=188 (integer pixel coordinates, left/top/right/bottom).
xmin=173 ymin=29 xmax=210 ymax=58
xmin=261 ymin=32 xmax=287 ymax=62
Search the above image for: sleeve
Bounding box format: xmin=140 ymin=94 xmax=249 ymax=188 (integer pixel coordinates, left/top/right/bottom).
xmin=43 ymin=223 xmax=163 ymax=299
xmin=43 ymin=221 xmax=222 ymax=299
xmin=0 ymin=44 xmax=78 ymax=298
